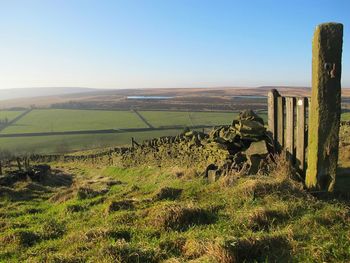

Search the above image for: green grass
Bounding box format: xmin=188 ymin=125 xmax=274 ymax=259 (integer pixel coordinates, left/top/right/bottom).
xmin=0 ymin=129 xmax=184 ymax=154
xmin=1 ymin=109 xmax=147 ymax=134
xmin=0 ymin=109 xmax=269 ymax=154
xmin=139 ymin=111 xmax=242 ymax=128
xmin=0 ymin=159 xmax=349 ymax=262
xmin=0 ymin=110 xmax=24 ymax=122
xmin=341 ymin=112 xmax=350 ymax=121
xmin=139 ymin=111 xmax=200 ymax=128
xmin=139 ymin=111 xmax=268 ymax=128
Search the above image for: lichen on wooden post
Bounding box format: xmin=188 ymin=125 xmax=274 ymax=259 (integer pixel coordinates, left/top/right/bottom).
xmin=306 ymin=22 xmax=343 ymax=191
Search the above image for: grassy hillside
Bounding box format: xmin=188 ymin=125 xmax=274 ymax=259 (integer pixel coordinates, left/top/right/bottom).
xmin=0 ymin=157 xmax=349 ymax=262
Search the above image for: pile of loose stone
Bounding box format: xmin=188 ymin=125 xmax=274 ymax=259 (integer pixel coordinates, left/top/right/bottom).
xmin=120 ymin=110 xmax=274 ymax=180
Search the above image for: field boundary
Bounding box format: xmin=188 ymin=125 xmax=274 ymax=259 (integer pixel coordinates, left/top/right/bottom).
xmin=0 ymin=109 xmax=32 ymax=132
xmin=132 ymin=109 xmax=154 ymax=128
xmin=0 ymin=125 xmax=214 ymax=138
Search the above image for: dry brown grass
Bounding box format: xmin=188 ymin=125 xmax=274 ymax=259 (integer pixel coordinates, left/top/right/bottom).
xmin=49 ymin=176 xmax=120 ymax=203
xmin=241 ymin=207 xmax=289 ymax=231
xmin=1 ymin=230 xmax=40 ymax=248
xmin=204 ymin=242 xmax=235 ymax=263
xmin=181 ymin=239 xmax=235 ymax=262
xmin=233 ymin=154 xmax=306 ymax=201
xmin=182 ymin=239 xmax=206 ymax=259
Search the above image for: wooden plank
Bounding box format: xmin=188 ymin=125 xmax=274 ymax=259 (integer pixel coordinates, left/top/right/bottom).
xmin=285 ymin=97 xmax=295 ymax=162
xmin=267 ymin=89 xmax=280 ymax=148
xmin=276 ymin=96 xmax=285 ymax=150
xmin=296 ymin=97 xmax=307 ymax=175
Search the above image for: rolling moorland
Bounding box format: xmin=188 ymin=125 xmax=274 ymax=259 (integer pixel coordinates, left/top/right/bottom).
xmin=0 ymin=87 xmax=350 ymax=262
xmin=0 ymin=86 xmax=349 ymax=154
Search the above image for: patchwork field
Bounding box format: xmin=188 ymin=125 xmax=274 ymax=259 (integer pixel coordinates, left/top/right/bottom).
xmin=0 ymin=109 xmax=250 ymax=154
xmin=1 ymin=107 xmax=349 ymax=154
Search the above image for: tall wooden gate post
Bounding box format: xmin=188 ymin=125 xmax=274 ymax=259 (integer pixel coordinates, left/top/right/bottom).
xmin=306 ymin=23 xmax=343 ymax=191
xmin=268 ymin=89 xmax=280 ymax=149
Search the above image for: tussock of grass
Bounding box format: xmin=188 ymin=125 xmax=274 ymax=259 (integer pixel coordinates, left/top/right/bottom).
xmin=49 ymin=188 xmax=75 ymax=203
xmin=1 ymin=154 xmax=350 ymax=262
xmin=203 ymin=241 xmax=235 ymax=263
xmin=229 ymin=233 xmax=293 ymax=262
xmin=76 ymin=186 xmax=107 ymax=200
xmin=159 ymin=237 xmax=186 ymax=256
xmin=241 ymin=207 xmax=290 ymax=231
xmin=83 ymin=227 xmax=131 ymax=242
xmin=97 ymin=240 xmax=159 ymax=263
xmin=106 ymin=199 xmax=135 ymax=213
xmin=40 ymin=219 xmax=66 ymax=240
xmin=65 ymin=204 xmax=86 ymax=213
xmin=150 ymin=204 xmax=217 ymax=231
xmin=1 ymin=229 xmax=40 ymax=248
xmin=50 ymin=176 xmax=118 ymax=203
xmin=181 ymin=238 xmax=206 ymax=259
xmin=153 ymin=187 xmax=183 ymax=201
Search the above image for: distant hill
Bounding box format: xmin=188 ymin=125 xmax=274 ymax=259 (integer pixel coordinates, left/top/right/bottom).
xmin=0 ymin=87 xmax=99 ymax=101
xmin=0 ymin=86 xmax=349 ymax=109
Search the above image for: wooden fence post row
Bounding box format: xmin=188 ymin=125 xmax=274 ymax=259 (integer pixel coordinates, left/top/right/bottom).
xmin=268 ymin=23 xmax=343 ymax=190
xmin=268 ymin=90 xmax=309 ymax=175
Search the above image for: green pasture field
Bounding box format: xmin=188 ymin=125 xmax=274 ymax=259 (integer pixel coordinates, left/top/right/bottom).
xmin=1 ymin=109 xmax=147 ymax=134
xmin=139 ymin=111 xmax=236 ymax=127
xmin=0 ymin=110 xmax=24 ymax=122
xmin=0 ymin=129 xmax=184 ymax=154
xmin=0 ymin=109 xmax=268 ymax=154
xmin=139 ymin=111 xmax=268 ymax=128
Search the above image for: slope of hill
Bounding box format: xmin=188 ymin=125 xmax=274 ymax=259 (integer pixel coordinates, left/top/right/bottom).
xmin=0 ymin=86 xmax=309 ymax=109
xmin=0 ymin=151 xmax=349 ymax=262
xmin=0 ymin=87 xmax=99 ymax=101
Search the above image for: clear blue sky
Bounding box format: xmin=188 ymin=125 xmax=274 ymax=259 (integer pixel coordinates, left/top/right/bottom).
xmin=0 ymin=0 xmax=349 ymax=89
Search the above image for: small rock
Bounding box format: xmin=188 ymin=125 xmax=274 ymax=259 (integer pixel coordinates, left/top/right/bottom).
xmin=245 ymin=141 xmax=268 ymax=157
xmin=208 ymin=169 xmax=221 ymax=183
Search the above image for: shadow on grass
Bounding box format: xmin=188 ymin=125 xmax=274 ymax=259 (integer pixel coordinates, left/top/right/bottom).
xmin=0 ymin=169 xmax=73 ymax=202
xmin=311 ymin=167 xmax=350 ymax=204
xmin=336 ymin=167 xmax=350 ymax=190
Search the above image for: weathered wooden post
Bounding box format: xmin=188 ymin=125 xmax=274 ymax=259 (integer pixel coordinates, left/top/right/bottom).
xmin=306 ymin=23 xmax=343 ymax=191
xmin=268 ymin=89 xmax=280 ymax=149
xmin=285 ymin=97 xmax=296 ymax=162
xmin=296 ymin=97 xmax=308 ymax=175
